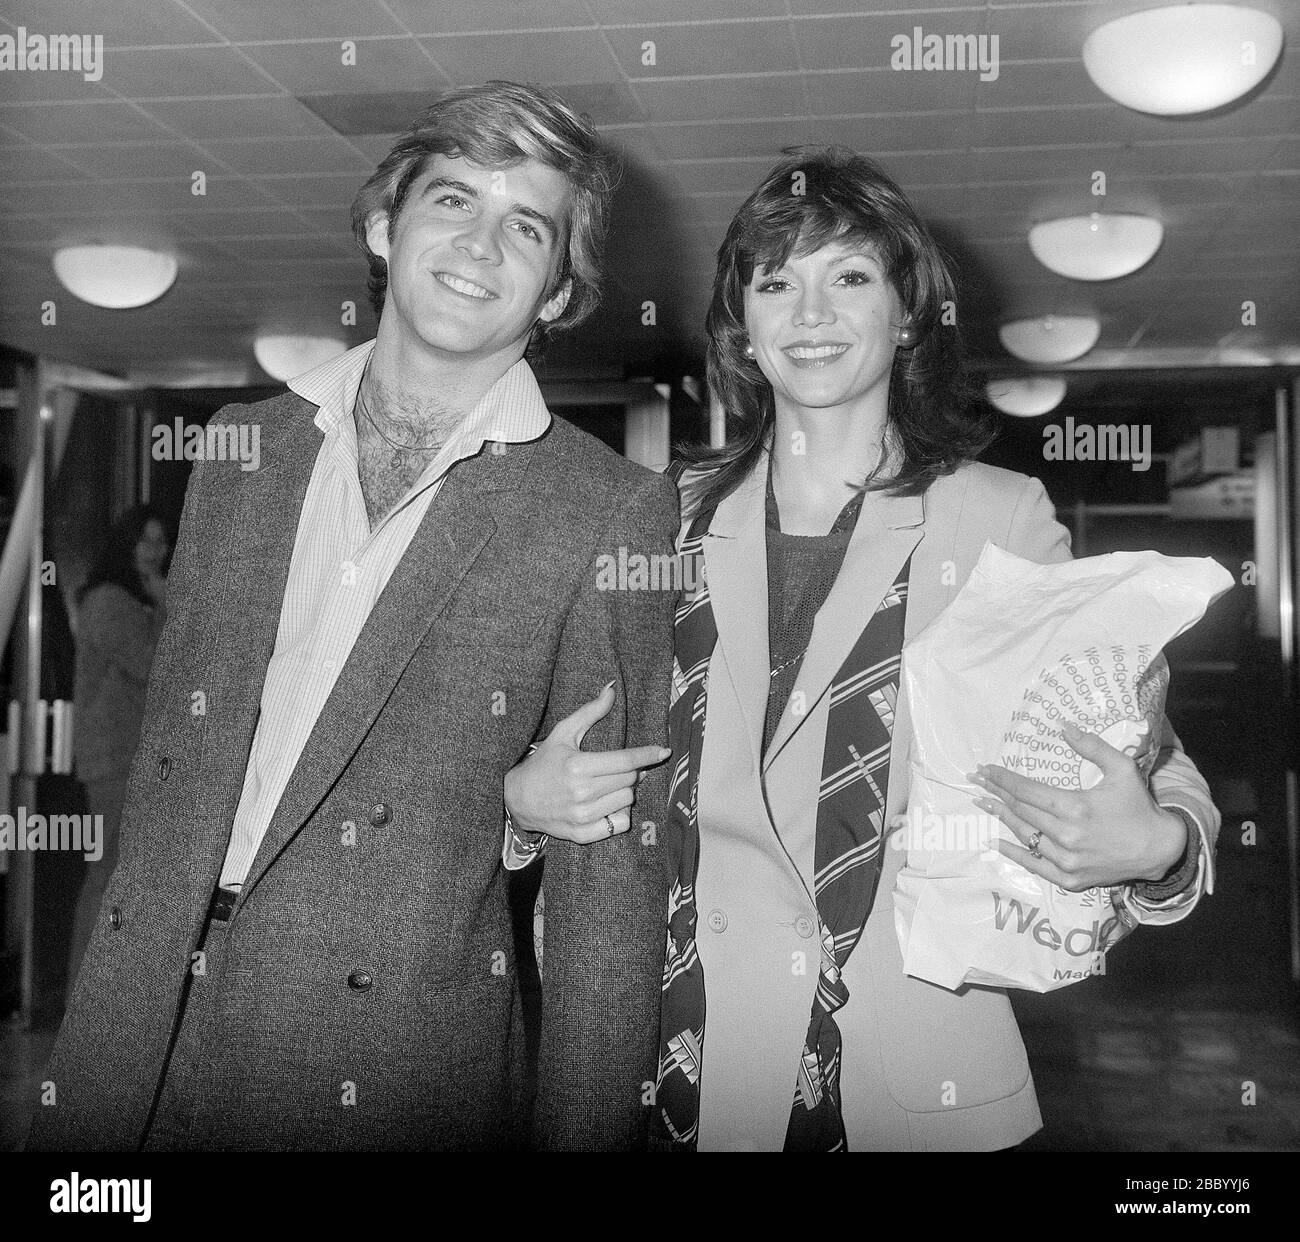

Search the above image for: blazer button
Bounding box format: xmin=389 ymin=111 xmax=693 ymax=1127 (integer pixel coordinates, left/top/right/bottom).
xmin=158 ymin=756 xmax=171 ymax=780
xmin=347 ymin=971 xmax=373 ymax=991
xmin=109 ymin=906 xmax=122 ymax=930
xmin=706 ymin=908 xmax=727 ymax=933
xmin=369 ymin=803 xmax=390 ymax=826
xmin=795 ymin=916 xmax=816 ymax=939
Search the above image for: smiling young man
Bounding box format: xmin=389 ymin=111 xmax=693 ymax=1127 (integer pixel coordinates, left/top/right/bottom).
xmin=28 ymin=82 xmax=678 ymax=1152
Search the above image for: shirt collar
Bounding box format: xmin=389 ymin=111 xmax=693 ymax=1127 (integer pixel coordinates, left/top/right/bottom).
xmin=289 ymin=338 xmax=552 ymax=450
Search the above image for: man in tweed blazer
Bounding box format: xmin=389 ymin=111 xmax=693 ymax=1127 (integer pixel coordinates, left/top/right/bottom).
xmin=28 ymin=83 xmax=676 ymax=1151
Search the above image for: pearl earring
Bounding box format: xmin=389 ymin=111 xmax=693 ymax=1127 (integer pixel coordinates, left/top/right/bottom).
xmin=743 ymin=342 xmax=755 ymax=358
xmin=895 ymin=323 xmax=918 ymax=348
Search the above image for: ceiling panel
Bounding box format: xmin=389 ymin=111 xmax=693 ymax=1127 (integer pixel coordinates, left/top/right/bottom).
xmin=417 ymin=30 xmax=621 ymax=86
xmin=606 ymin=20 xmax=798 ymax=78
xmin=0 ymin=101 xmax=173 ymax=143
xmin=0 ymin=0 xmax=216 ymax=46
xmin=138 ymin=95 xmax=335 ymax=140
xmin=236 ymin=38 xmax=449 ymax=95
xmin=181 ymin=0 xmax=407 ymax=41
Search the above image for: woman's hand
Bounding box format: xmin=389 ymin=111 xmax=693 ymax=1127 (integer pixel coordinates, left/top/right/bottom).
xmin=504 ymin=681 xmax=671 ymax=845
xmin=971 ymin=721 xmax=1188 ymax=892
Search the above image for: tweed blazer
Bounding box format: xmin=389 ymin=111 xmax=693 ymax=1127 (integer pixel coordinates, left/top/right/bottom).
xmin=686 ymin=455 xmax=1220 ymax=1150
xmin=28 ymin=390 xmax=678 ymax=1152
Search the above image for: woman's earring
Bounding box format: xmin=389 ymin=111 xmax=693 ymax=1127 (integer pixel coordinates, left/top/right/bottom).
xmin=743 ymin=342 xmax=755 ymax=358
xmin=894 ymin=323 xmax=918 ymax=348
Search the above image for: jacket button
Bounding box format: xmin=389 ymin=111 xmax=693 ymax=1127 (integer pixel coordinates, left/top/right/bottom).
xmin=109 ymin=906 xmax=122 ymax=930
xmin=347 ymin=971 xmax=373 ymax=991
xmin=795 ymin=916 xmax=816 ymax=939
xmin=369 ymin=803 xmax=390 ymax=826
xmin=706 ymin=908 xmax=727 ymax=933
xmin=158 ymin=756 xmax=171 ymax=780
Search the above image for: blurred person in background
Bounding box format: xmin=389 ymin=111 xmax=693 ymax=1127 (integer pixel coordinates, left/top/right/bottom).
xmin=65 ymin=504 xmax=170 ymax=999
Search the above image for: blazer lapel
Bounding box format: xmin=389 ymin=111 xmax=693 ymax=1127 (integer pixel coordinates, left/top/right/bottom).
xmin=762 ymin=485 xmax=925 ymax=772
xmin=236 ymin=438 xmax=535 ymax=905
xmin=193 ymin=400 xmax=320 ymax=865
xmin=700 ymin=462 xmax=770 ymax=779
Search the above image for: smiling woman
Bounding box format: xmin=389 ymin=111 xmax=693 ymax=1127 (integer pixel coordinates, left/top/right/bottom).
xmin=678 ymin=146 xmax=987 ymax=525
xmin=504 ymin=144 xmax=1223 ymax=1152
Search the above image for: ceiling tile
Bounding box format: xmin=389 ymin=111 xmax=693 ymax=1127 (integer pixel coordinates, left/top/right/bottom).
xmin=976 ymin=60 xmax=1116 ymax=110
xmin=52 ymin=139 xmax=208 ymax=178
xmin=791 ymin=11 xmax=998 ymax=73
xmin=249 ymin=173 xmax=368 ymax=207
xmin=806 ymin=67 xmax=977 ymax=115
xmin=587 ymin=0 xmax=788 ymax=20
xmin=384 ymin=0 xmax=592 ymax=35
xmin=0 ymin=142 xmax=89 ymax=180
xmin=237 ymin=36 xmax=449 ymax=95
xmin=0 ymin=100 xmax=172 ymax=143
xmin=99 ymin=44 xmax=281 ymax=97
xmin=0 ymin=63 xmax=113 ymax=103
xmin=788 ymin=0 xmax=988 ymax=11
xmin=418 ymin=30 xmax=621 ymax=85
xmin=170 ymin=205 xmax=319 ymax=238
xmin=197 ymin=134 xmax=373 ymax=176
xmin=183 ymin=0 xmax=406 ymax=41
xmin=0 ymin=0 xmax=220 ymax=46
xmin=605 ymin=20 xmax=797 ymax=77
xmin=138 ymin=95 xmax=335 ymax=140
xmin=634 ymin=75 xmax=807 ymax=123
xmin=646 ymin=117 xmax=834 ymax=160
xmin=817 ymin=111 xmax=975 ymax=153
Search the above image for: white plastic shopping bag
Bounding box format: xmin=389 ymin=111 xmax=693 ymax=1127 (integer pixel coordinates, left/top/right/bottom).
xmin=893 ymin=541 xmax=1232 ymax=992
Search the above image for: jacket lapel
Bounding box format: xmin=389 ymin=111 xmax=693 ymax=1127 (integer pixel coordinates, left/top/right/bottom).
xmin=193 ymin=398 xmax=320 ymax=866
xmin=762 ymin=484 xmax=925 ymax=772
xmin=700 ymin=462 xmax=770 ymax=779
xmin=236 ymin=439 xmax=535 ymax=905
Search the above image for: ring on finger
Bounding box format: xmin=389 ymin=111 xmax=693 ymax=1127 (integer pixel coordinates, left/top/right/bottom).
xmin=604 ymin=814 xmax=617 ymax=837
xmin=1027 ymin=829 xmax=1043 ymax=859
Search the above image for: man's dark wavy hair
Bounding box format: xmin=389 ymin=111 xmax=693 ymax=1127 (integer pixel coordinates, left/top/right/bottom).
xmin=350 ymin=80 xmax=619 ymax=357
xmin=677 ymin=145 xmax=994 ymax=517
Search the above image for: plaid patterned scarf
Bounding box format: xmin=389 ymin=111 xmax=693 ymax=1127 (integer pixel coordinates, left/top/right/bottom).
xmin=653 ymin=471 xmax=910 ymax=1151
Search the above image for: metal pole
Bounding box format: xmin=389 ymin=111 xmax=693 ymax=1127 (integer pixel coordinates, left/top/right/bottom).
xmin=1279 ymin=383 xmax=1300 ymax=985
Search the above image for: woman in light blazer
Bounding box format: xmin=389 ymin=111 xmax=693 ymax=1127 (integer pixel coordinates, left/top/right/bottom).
xmin=504 ymin=146 xmax=1219 ymax=1151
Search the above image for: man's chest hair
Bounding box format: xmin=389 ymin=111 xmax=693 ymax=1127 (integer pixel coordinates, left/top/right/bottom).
xmin=356 ymin=434 xmax=441 ymax=531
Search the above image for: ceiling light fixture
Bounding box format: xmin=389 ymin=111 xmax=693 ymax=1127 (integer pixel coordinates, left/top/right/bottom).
xmin=1029 ymin=213 xmax=1163 ymax=281
xmin=52 ymin=244 xmax=178 ymax=309
xmin=253 ymin=334 xmax=347 ymax=382
xmin=986 ymin=376 xmax=1068 ymax=418
xmin=1083 ymin=4 xmax=1283 ymax=115
xmin=999 ymin=314 xmax=1102 ymax=363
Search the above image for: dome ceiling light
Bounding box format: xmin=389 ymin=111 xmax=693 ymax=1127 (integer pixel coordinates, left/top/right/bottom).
xmin=52 ymin=244 xmax=178 ymax=309
xmin=1083 ymin=4 xmax=1283 ymax=115
xmin=1029 ymin=213 xmax=1164 ymax=281
xmin=986 ymin=376 xmax=1068 ymax=418
xmin=999 ymin=314 xmax=1102 ymax=363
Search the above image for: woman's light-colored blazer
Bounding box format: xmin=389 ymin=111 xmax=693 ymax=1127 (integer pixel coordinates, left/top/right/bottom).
xmin=685 ymin=455 xmax=1219 ymax=1152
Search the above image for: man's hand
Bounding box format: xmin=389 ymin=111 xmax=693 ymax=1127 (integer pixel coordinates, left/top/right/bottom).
xmin=504 ymin=681 xmax=671 ymax=845
xmin=971 ymin=721 xmax=1188 ymax=892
